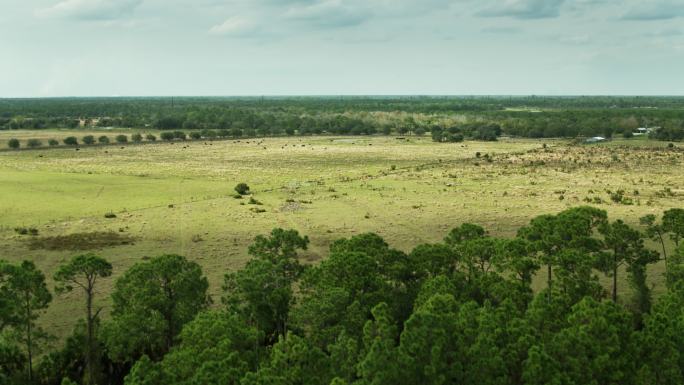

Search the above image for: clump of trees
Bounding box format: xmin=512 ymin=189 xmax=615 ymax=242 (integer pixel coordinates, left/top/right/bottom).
xmin=2 ymin=206 xmax=684 ymax=385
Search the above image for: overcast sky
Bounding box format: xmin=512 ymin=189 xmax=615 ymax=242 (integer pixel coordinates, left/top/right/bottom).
xmin=1 ymin=0 xmax=683 ymax=96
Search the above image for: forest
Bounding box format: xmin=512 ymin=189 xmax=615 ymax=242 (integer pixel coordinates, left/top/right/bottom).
xmin=2 ymin=206 xmax=684 ymax=385
xmin=1 ymin=96 xmax=684 ymax=141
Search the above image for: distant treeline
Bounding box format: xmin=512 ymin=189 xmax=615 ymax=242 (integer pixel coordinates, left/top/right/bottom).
xmin=2 ymin=206 xmax=684 ymax=385
xmin=1 ymin=96 xmax=684 ymax=140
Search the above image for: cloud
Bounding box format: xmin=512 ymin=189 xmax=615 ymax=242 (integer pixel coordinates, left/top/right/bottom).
xmin=478 ymin=0 xmax=566 ymax=19
xmin=283 ymin=0 xmax=372 ymax=28
xmin=481 ymin=26 xmax=523 ymax=34
xmin=621 ymin=1 xmax=684 ymax=20
xmin=209 ymin=16 xmax=258 ymax=36
xmin=38 ymin=0 xmax=143 ymax=20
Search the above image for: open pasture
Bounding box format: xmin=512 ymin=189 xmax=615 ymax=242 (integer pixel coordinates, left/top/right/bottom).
xmin=0 ymin=133 xmax=682 ymax=336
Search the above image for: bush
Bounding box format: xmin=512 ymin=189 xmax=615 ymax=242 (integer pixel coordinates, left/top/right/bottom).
xmin=160 ymin=131 xmax=175 ymax=141
xmin=27 ymin=139 xmax=42 ymax=148
xmin=104 ymin=212 xmax=117 ymax=219
xmin=145 ymin=134 xmax=157 ymax=141
xmin=48 ymin=139 xmax=59 ymax=146
xmin=235 ymin=183 xmax=250 ymax=196
xmin=82 ymin=135 xmax=96 ymax=145
xmin=8 ymin=138 xmax=20 ymax=149
xmin=173 ymin=131 xmax=187 ymax=140
xmin=189 ymin=132 xmax=202 ymax=140
xmin=63 ymin=136 xmax=78 ymax=146
xmin=131 ymin=133 xmax=143 ymax=143
xmin=115 ymin=135 xmax=128 ymax=143
xmin=98 ymin=136 xmax=110 ymax=144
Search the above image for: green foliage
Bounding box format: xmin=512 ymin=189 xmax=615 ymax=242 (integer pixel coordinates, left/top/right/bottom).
xmin=124 ymin=311 xmax=259 ymax=385
xmin=97 ymin=136 xmax=109 ymax=144
xmin=63 ymin=136 xmax=78 ymax=146
xmin=26 ymin=139 xmax=42 ymax=148
xmin=82 ymin=135 xmax=95 ymax=145
xmin=2 ymin=206 xmax=684 ymax=384
xmin=160 ymin=131 xmax=175 ymax=141
xmin=102 ymin=255 xmax=210 ymax=362
xmin=663 ymin=208 xmax=684 ymax=247
xmin=115 ymin=134 xmax=128 ymax=143
xmin=48 ymin=138 xmax=59 ymax=146
xmin=234 ymin=183 xmax=250 ymax=195
xmin=131 ymin=133 xmax=143 ymax=143
xmin=54 ymin=254 xmax=112 ymax=385
xmin=224 ymin=229 xmax=308 ymax=342
xmin=7 ymin=138 xmax=19 ymax=149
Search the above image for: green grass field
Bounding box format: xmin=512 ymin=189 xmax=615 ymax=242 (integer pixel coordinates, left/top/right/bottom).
xmin=1 ymin=132 xmax=682 ymax=337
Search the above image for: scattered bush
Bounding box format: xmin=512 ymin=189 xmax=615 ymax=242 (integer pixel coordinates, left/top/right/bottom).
xmin=235 ymin=183 xmax=250 ymax=195
xmin=14 ymin=227 xmax=38 ymax=236
xmin=63 ymin=136 xmax=78 ymax=146
xmin=160 ymin=131 xmax=175 ymax=141
xmin=27 ymin=139 xmax=42 ymax=148
xmin=48 ymin=139 xmax=59 ymax=146
xmin=190 ymin=132 xmax=202 ymax=140
xmin=104 ymin=212 xmax=117 ymax=219
xmin=82 ymin=135 xmax=96 ymax=145
xmin=131 ymin=133 xmax=143 ymax=143
xmin=248 ymin=197 xmax=263 ymax=205
xmin=8 ymin=138 xmax=20 ymax=149
xmin=173 ymin=131 xmax=187 ymax=140
xmin=98 ymin=136 xmax=110 ymax=144
xmin=146 ymin=134 xmax=157 ymax=141
xmin=115 ymin=135 xmax=128 ymax=143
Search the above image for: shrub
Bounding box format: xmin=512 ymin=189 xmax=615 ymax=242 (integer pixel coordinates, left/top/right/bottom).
xmin=48 ymin=139 xmax=59 ymax=146
xmin=189 ymin=132 xmax=202 ymax=140
xmin=104 ymin=212 xmax=117 ymax=219
xmin=131 ymin=133 xmax=143 ymax=143
xmin=115 ymin=135 xmax=128 ymax=143
xmin=98 ymin=136 xmax=110 ymax=144
xmin=63 ymin=136 xmax=78 ymax=146
xmin=82 ymin=135 xmax=95 ymax=145
xmin=173 ymin=131 xmax=187 ymax=140
xmin=27 ymin=139 xmax=42 ymax=148
xmin=145 ymin=134 xmax=157 ymax=141
xmin=160 ymin=131 xmax=175 ymax=141
xmin=248 ymin=197 xmax=263 ymax=205
xmin=235 ymin=183 xmax=250 ymax=195
xmin=8 ymin=138 xmax=20 ymax=149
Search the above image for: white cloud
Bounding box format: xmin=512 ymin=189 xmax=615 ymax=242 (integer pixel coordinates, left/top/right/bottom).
xmin=209 ymin=16 xmax=257 ymax=36
xmin=38 ymin=0 xmax=143 ymax=20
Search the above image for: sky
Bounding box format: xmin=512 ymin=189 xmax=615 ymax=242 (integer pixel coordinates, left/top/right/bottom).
xmin=1 ymin=0 xmax=683 ymax=97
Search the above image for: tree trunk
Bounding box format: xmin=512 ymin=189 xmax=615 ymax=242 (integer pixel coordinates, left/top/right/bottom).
xmin=86 ymin=285 xmax=95 ymax=385
xmin=612 ymin=263 xmax=618 ymax=303
xmin=25 ymin=296 xmax=33 ymax=384
xmin=658 ymin=233 xmax=668 ymax=264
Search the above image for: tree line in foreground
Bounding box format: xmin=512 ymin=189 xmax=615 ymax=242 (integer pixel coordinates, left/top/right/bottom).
xmin=2 ymin=206 xmax=684 ymax=385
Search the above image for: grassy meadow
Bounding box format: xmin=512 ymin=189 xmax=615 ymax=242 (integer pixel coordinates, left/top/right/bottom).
xmin=1 ymin=132 xmax=682 ymax=337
